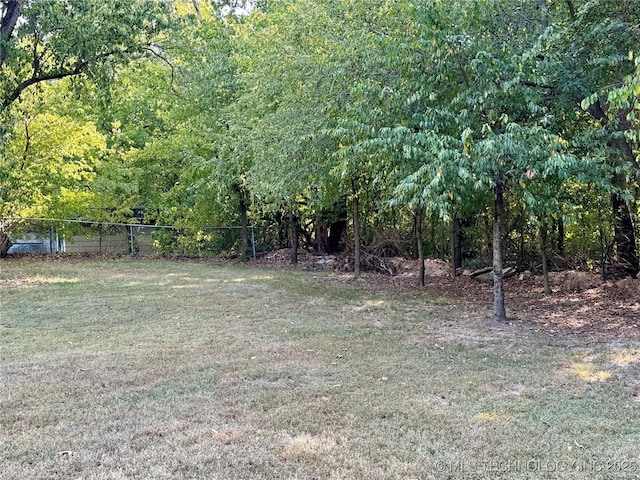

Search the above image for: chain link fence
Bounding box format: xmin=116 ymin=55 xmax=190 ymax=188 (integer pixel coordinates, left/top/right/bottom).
xmin=2 ymin=218 xmax=260 ymax=258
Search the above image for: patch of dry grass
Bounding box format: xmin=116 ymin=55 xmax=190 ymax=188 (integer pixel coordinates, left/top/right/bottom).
xmin=1 ymin=257 xmax=640 ymax=479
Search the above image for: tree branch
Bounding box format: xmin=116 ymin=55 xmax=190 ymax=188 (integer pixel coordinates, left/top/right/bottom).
xmin=521 ymin=79 xmax=556 ymax=90
xmin=565 ymin=0 xmax=576 ymax=22
xmin=2 ymin=47 xmax=131 ymax=111
xmin=143 ymin=44 xmax=178 ymax=94
xmin=31 ymin=26 xmax=41 ymax=78
xmin=21 ymin=117 xmax=31 ymax=170
xmin=2 ymin=65 xmax=86 ymax=110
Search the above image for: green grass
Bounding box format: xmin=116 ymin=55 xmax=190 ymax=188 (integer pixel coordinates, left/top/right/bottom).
xmin=2 ymin=257 xmax=640 ymax=479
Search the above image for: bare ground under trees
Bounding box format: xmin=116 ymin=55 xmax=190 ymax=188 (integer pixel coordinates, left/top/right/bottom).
xmin=248 ymin=249 xmax=640 ymax=343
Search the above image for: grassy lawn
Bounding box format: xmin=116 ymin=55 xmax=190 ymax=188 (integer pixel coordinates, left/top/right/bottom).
xmin=2 ymin=257 xmax=640 ymax=479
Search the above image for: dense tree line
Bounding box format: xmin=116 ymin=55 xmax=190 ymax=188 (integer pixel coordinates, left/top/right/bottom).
xmin=1 ymin=0 xmax=640 ymax=320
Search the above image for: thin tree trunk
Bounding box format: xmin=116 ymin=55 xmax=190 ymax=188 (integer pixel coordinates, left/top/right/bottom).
xmin=429 ymin=213 xmax=435 ymax=257
xmin=451 ymin=215 xmax=462 ymax=277
xmin=239 ymin=195 xmax=249 ymax=259
xmin=353 ymin=193 xmax=361 ymax=279
xmin=598 ymin=209 xmax=607 ymax=281
xmin=22 ymin=118 xmax=31 ymax=169
xmin=441 ymin=219 xmax=447 ymax=261
xmin=191 ymin=0 xmax=202 ymax=17
xmin=493 ymin=176 xmax=508 ymax=322
xmin=416 ymin=207 xmax=425 ymax=287
xmin=289 ymin=209 xmax=298 ymax=264
xmin=539 ymin=222 xmax=552 ymax=295
xmin=539 ymin=0 xmax=548 ymax=29
xmin=519 ymin=214 xmax=525 ymax=264
xmin=275 ymin=210 xmax=287 ymax=248
xmin=565 ymin=0 xmax=576 ymax=22
xmin=556 ymin=215 xmax=565 ymax=257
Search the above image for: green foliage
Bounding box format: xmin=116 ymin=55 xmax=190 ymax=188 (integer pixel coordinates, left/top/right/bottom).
xmin=2 ymin=0 xmax=639 ymax=275
xmin=0 ymin=82 xmax=106 ymax=219
xmin=87 ymin=1 xmax=241 ymax=230
xmin=0 ymin=0 xmax=171 ymax=233
xmin=0 ymin=0 xmax=170 ymax=110
xmin=150 ymin=226 xmax=240 ymax=256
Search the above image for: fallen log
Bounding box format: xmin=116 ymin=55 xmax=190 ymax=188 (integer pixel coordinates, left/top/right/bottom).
xmin=471 ymin=266 xmax=517 ymax=281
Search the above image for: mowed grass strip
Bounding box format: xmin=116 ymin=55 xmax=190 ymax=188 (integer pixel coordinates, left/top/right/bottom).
xmin=1 ymin=257 xmax=640 ymax=479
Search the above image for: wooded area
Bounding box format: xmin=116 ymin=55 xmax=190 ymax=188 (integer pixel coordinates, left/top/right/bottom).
xmin=1 ymin=0 xmax=640 ymax=321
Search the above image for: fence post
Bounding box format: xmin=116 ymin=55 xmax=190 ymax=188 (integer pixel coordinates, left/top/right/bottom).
xmin=129 ymin=225 xmax=135 ymax=255
xmin=49 ymin=223 xmax=55 ymax=254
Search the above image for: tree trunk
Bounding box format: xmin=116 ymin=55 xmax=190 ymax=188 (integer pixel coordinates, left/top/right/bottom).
xmin=611 ymin=175 xmax=639 ymax=277
xmin=556 ymin=215 xmax=565 ymax=257
xmin=565 ymin=0 xmax=576 ymax=22
xmin=0 ymin=230 xmax=12 ymax=258
xmin=316 ymin=199 xmax=347 ymax=255
xmin=429 ymin=213 xmax=435 ymax=257
xmin=275 ymin=210 xmax=287 ymax=249
xmin=353 ymin=193 xmax=361 ymax=279
xmin=316 ymin=215 xmax=329 ymax=255
xmin=578 ymin=100 xmax=640 ymax=277
xmin=518 ymin=214 xmax=525 ymax=264
xmin=492 ymin=176 xmax=508 ymax=322
xmin=415 ymin=207 xmax=425 ymax=287
xmin=539 ymin=222 xmax=552 ymax=295
xmin=328 ymin=205 xmax=347 ymax=254
xmin=0 ymin=1 xmax=24 ymax=69
xmin=239 ymin=194 xmax=250 ymax=259
xmin=289 ymin=209 xmax=298 ymax=264
xmin=451 ymin=215 xmax=463 ymax=276
xmin=598 ymin=209 xmax=607 ymax=281
xmin=538 ymin=0 xmax=548 ymax=29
